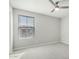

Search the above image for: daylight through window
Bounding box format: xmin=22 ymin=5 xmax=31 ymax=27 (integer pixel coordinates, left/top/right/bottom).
xmin=18 ymin=15 xmax=35 ymax=39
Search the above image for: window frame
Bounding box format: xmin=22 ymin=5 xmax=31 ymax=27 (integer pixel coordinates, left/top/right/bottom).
xmin=18 ymin=15 xmax=35 ymax=39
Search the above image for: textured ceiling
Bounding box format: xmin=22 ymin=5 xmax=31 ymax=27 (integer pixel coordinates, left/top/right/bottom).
xmin=10 ymin=0 xmax=69 ymax=18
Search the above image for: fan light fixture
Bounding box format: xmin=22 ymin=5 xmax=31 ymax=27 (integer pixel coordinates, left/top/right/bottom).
xmin=55 ymin=8 xmax=59 ymax=11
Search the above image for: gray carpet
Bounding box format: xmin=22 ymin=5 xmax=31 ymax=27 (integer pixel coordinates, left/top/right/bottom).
xmin=20 ymin=43 xmax=69 ymax=59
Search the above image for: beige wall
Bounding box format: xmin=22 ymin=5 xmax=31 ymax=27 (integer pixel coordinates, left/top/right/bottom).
xmin=9 ymin=5 xmax=13 ymax=53
xmin=61 ymin=16 xmax=69 ymax=44
xmin=13 ymin=8 xmax=60 ymax=50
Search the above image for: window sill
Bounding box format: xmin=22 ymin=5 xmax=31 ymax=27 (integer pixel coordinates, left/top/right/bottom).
xmin=19 ymin=36 xmax=33 ymax=40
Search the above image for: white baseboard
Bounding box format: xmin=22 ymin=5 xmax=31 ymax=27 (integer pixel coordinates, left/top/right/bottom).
xmin=61 ymin=40 xmax=69 ymax=45
xmin=13 ymin=41 xmax=59 ymax=51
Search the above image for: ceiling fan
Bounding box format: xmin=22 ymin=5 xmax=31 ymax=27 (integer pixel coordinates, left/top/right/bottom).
xmin=49 ymin=0 xmax=69 ymax=12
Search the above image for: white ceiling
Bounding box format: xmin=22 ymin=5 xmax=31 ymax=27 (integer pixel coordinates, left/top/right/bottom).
xmin=10 ymin=0 xmax=69 ymax=18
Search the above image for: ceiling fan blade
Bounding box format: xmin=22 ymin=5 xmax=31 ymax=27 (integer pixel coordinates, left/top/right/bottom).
xmin=49 ymin=0 xmax=56 ymax=6
xmin=59 ymin=6 xmax=69 ymax=9
xmin=51 ymin=9 xmax=55 ymax=12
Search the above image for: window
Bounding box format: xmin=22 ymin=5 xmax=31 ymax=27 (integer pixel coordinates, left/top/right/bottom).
xmin=18 ymin=15 xmax=35 ymax=39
